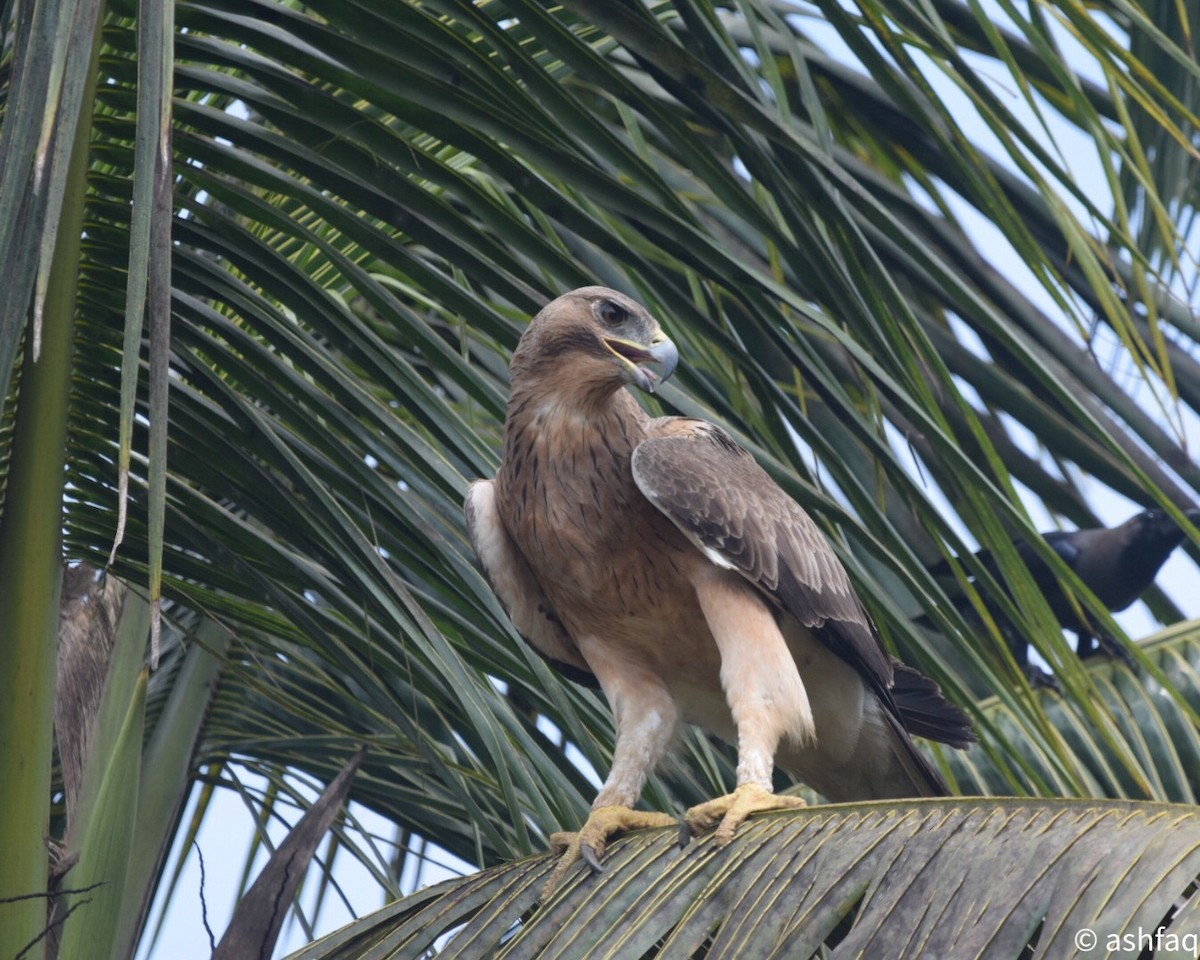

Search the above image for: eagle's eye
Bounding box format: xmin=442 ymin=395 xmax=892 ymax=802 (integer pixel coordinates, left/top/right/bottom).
xmin=598 ymin=299 xmax=628 ymax=327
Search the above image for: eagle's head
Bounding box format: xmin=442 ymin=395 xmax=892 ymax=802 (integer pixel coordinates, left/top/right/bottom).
xmin=510 ymin=287 xmax=679 ymax=398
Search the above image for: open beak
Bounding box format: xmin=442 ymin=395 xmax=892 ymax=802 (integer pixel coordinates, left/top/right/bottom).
xmin=604 ymin=334 xmax=679 ymax=394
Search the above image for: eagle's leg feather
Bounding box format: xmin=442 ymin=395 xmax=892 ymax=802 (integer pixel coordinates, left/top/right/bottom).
xmin=539 ymin=649 xmax=680 ymax=898
xmin=680 ymin=571 xmax=813 ymax=848
xmin=579 ymin=639 xmax=681 ymax=814
xmin=542 ymin=806 xmax=677 ymax=897
xmin=681 ymin=783 xmax=807 ymax=845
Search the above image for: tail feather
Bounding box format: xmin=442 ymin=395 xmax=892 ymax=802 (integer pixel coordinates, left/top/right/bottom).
xmin=890 ymin=660 xmax=976 ymax=748
xmin=882 ymin=711 xmax=952 ymax=798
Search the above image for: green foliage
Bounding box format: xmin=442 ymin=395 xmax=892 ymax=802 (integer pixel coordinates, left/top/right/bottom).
xmin=1 ymin=0 xmax=1199 ymax=955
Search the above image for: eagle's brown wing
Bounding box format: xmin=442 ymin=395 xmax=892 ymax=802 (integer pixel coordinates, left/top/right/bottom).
xmin=632 ymin=420 xmax=972 ymax=750
xmin=632 ymin=422 xmax=892 ymax=687
xmin=464 ymin=479 xmax=598 ymax=688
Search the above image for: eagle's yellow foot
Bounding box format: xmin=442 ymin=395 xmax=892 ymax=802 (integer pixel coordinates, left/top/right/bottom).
xmin=681 ymin=783 xmax=807 ymax=846
xmin=542 ymin=805 xmax=677 ymax=897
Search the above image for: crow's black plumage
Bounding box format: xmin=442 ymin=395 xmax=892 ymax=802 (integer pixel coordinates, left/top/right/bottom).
xmin=928 ymin=508 xmax=1200 ymax=684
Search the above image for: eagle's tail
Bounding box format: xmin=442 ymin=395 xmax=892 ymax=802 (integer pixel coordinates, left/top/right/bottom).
xmin=890 ymin=661 xmax=975 ymax=749
xmin=873 ymin=662 xmax=976 ymax=799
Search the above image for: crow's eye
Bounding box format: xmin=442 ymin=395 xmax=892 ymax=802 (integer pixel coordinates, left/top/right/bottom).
xmin=598 ymin=299 xmax=628 ymax=326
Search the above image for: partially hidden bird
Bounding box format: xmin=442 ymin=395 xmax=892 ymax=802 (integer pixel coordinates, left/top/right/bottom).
xmin=927 ymin=509 xmax=1200 ymax=685
xmin=465 ymin=287 xmax=974 ymax=893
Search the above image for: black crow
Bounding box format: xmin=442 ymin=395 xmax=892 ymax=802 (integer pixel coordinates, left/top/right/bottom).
xmin=927 ymin=508 xmax=1200 ymax=685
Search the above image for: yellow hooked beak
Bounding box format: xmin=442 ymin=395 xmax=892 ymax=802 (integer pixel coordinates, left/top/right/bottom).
xmin=603 ymin=333 xmax=679 ymax=393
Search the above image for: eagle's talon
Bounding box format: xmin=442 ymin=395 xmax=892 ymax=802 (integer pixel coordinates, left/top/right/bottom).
xmin=580 ymin=843 xmax=604 ymax=874
xmin=678 ymin=820 xmax=693 ymax=849
xmin=540 ymin=805 xmax=678 ymax=899
xmin=685 ymin=783 xmax=808 ymax=845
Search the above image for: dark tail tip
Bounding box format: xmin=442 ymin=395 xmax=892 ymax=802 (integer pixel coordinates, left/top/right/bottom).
xmin=890 ymin=661 xmax=976 ymax=749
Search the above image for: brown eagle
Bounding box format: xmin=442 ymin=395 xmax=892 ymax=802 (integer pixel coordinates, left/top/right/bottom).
xmin=465 ymin=287 xmax=973 ymax=891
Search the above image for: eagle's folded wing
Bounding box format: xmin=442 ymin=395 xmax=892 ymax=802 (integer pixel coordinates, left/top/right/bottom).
xmin=631 ymin=421 xmax=894 ymax=697
xmin=632 ymin=420 xmax=974 ymax=753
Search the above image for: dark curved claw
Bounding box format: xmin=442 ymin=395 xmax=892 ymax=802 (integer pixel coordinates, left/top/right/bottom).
xmin=580 ymin=843 xmax=605 ymax=874
xmin=678 ymin=820 xmax=693 ymax=849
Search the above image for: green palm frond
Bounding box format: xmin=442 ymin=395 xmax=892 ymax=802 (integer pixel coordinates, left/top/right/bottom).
xmin=3 ymin=0 xmax=1200 ymax=956
xmin=945 ymin=619 xmax=1200 ymax=802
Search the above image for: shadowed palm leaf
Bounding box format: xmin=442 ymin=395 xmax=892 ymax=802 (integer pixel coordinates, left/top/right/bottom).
xmin=287 ymin=798 xmax=1200 ymax=960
